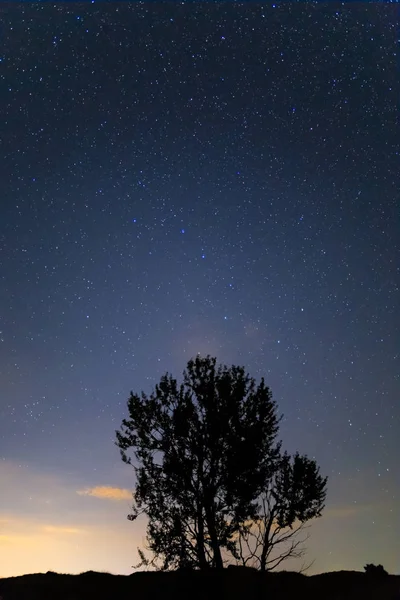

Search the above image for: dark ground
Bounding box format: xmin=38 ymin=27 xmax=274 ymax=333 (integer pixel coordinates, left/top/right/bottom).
xmin=0 ymin=568 xmax=399 ymax=600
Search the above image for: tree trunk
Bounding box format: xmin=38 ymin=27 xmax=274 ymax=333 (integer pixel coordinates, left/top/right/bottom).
xmin=196 ymin=500 xmax=208 ymax=569
xmin=202 ymin=441 xmax=223 ymax=569
xmin=204 ymin=500 xmax=223 ymax=569
xmin=260 ymin=544 xmax=268 ymax=572
xmin=195 ymin=444 xmax=209 ymax=569
xmin=260 ymin=513 xmax=274 ymax=571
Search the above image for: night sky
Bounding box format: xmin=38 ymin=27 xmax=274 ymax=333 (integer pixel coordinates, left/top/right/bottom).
xmin=1 ymin=2 xmax=399 ymax=578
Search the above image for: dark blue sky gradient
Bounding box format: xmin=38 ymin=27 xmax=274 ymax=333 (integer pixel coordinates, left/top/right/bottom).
xmin=0 ymin=2 xmax=398 ymax=576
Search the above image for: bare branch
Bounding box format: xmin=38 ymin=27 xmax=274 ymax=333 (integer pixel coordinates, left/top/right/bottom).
xmin=298 ymin=557 xmax=315 ymax=574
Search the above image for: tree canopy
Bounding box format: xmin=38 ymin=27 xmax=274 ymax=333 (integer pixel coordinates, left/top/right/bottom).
xmin=116 ymin=355 xmax=327 ymax=571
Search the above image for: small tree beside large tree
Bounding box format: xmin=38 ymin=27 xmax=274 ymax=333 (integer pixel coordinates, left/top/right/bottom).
xmin=235 ymin=451 xmax=327 ymax=571
xmin=116 ymin=355 xmax=327 ymax=571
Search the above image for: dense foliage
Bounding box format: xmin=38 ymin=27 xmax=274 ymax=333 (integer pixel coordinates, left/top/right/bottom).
xmin=116 ymin=356 xmax=327 ymax=571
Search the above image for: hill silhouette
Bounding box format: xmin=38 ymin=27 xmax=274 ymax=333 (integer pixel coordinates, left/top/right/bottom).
xmin=0 ymin=569 xmax=399 ymax=600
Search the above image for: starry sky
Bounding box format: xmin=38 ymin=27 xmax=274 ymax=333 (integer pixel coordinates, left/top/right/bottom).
xmin=0 ymin=1 xmax=399 ymax=579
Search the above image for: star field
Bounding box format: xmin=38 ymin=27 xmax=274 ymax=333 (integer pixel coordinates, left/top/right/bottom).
xmin=0 ymin=2 xmax=399 ymax=577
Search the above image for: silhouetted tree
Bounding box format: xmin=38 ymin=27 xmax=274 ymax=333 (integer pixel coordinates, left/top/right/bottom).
xmin=364 ymin=563 xmax=389 ymax=578
xmin=234 ymin=452 xmax=327 ymax=571
xmin=116 ymin=355 xmax=327 ymax=572
xmin=116 ymin=355 xmax=281 ymax=570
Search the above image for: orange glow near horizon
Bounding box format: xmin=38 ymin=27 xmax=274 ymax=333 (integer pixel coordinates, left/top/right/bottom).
xmin=0 ymin=460 xmax=397 ymax=579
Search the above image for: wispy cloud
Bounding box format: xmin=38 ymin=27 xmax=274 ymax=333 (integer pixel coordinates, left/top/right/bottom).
xmin=0 ymin=534 xmax=14 ymax=544
xmin=324 ymin=504 xmax=370 ymax=519
xmin=0 ymin=513 xmax=141 ymax=577
xmin=0 ymin=461 xmax=141 ymax=577
xmin=0 ymin=517 xmax=87 ymax=538
xmin=77 ymin=486 xmax=132 ymax=501
xmin=43 ymin=525 xmax=86 ymax=535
